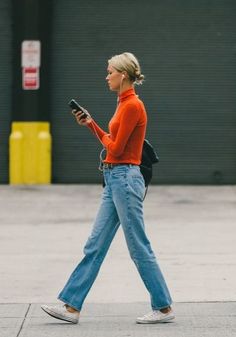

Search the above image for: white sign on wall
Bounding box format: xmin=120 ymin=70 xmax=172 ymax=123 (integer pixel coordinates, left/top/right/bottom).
xmin=22 ymin=40 xmax=41 ymax=67
xmin=21 ymin=40 xmax=41 ymax=90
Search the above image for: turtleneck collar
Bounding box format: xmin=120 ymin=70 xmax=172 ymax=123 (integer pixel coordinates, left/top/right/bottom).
xmin=118 ymin=87 xmax=136 ymax=102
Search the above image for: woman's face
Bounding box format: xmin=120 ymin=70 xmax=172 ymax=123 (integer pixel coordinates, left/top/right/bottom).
xmin=106 ymin=65 xmax=123 ymax=92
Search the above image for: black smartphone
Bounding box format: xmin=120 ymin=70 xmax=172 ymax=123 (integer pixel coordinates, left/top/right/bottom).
xmin=68 ymin=99 xmax=88 ymax=118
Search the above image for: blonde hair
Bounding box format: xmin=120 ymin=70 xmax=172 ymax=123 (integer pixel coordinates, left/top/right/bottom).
xmin=108 ymin=52 xmax=145 ymax=85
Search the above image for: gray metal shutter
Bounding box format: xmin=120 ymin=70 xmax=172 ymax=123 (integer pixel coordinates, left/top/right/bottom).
xmin=0 ymin=1 xmax=12 ymax=183
xmin=51 ymin=0 xmax=236 ymax=184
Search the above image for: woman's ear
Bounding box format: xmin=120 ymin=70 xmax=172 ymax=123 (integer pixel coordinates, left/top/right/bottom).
xmin=121 ymin=71 xmax=128 ymax=79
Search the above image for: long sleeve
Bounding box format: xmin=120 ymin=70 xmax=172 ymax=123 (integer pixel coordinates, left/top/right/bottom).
xmin=101 ymin=103 xmax=140 ymax=157
xmin=87 ymin=119 xmax=108 ymax=143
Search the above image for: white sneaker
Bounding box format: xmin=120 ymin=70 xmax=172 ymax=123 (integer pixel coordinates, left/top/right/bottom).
xmin=41 ymin=304 xmax=80 ymax=324
xmin=136 ymin=309 xmax=175 ymax=324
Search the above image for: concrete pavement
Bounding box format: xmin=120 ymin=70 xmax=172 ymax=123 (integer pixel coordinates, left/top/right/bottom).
xmin=1 ymin=302 xmax=236 ymax=337
xmin=0 ymin=184 xmax=236 ymax=336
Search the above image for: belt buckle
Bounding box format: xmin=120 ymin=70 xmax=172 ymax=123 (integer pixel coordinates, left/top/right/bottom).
xmin=103 ymin=163 xmax=112 ymax=169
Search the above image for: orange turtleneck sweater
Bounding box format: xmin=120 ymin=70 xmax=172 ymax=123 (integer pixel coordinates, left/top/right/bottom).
xmin=88 ymin=88 xmax=147 ymax=165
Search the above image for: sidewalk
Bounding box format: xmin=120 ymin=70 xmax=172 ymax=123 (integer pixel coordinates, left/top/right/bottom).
xmin=0 ymin=185 xmax=236 ymax=336
xmin=1 ymin=302 xmax=236 ymax=337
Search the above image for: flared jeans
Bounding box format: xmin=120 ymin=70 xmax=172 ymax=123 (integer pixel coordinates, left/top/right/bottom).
xmin=58 ymin=164 xmax=172 ymax=311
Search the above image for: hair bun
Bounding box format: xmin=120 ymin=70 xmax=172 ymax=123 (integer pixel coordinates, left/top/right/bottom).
xmin=135 ymin=72 xmax=145 ymax=85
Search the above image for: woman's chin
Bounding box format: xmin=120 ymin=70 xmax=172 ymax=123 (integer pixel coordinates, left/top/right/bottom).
xmin=107 ymin=83 xmax=119 ymax=92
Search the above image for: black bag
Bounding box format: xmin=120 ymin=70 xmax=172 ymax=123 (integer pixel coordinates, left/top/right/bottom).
xmin=140 ymin=139 xmax=159 ymax=187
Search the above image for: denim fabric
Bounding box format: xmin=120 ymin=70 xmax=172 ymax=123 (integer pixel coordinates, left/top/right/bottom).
xmin=58 ymin=165 xmax=172 ymax=311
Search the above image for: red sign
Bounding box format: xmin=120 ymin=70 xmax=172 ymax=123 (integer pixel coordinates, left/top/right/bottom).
xmin=22 ymin=67 xmax=40 ymax=90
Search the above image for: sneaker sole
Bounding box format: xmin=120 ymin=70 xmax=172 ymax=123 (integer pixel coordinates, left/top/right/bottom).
xmin=136 ymin=315 xmax=175 ymax=324
xmin=41 ymin=306 xmax=79 ymax=324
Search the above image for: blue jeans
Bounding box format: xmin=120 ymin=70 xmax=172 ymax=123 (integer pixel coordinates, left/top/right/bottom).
xmin=58 ymin=165 xmax=172 ymax=311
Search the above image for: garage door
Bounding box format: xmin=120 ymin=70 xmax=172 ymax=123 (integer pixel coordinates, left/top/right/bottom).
xmin=50 ymin=0 xmax=236 ymax=184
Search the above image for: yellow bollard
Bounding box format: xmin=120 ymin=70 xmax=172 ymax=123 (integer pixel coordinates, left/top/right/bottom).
xmin=37 ymin=129 xmax=51 ymax=184
xmin=22 ymin=123 xmax=38 ymax=184
xmin=9 ymin=128 xmax=24 ymax=184
xmin=9 ymin=122 xmax=52 ymax=184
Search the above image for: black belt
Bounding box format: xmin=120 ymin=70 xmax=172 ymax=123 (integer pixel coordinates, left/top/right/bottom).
xmin=102 ymin=163 xmax=131 ymax=169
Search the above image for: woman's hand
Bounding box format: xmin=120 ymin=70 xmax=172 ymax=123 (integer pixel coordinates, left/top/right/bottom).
xmin=72 ymin=109 xmax=92 ymax=126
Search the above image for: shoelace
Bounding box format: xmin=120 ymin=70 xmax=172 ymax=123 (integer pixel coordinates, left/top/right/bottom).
xmin=142 ymin=311 xmax=159 ymax=318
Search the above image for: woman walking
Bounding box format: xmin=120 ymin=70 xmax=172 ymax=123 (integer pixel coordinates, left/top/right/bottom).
xmin=41 ymin=52 xmax=174 ymax=324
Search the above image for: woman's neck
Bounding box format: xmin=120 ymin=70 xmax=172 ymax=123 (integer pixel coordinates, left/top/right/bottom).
xmin=118 ymin=83 xmax=134 ymax=95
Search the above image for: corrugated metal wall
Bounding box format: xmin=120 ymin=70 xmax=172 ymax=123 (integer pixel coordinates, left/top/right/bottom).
xmin=0 ymin=1 xmax=11 ymax=183
xmin=51 ymin=0 xmax=236 ymax=184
